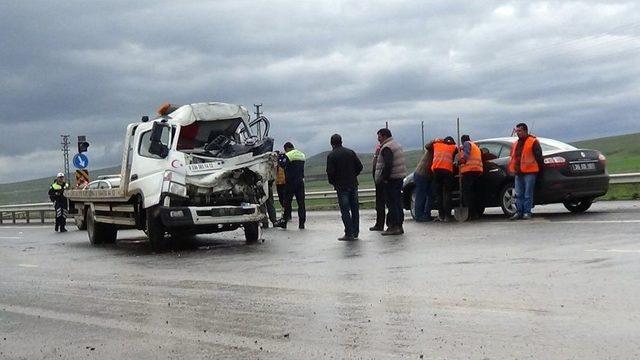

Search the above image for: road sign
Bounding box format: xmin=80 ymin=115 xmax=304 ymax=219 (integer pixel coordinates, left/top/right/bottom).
xmin=75 ymin=169 xmax=90 ymax=188
xmin=73 ymin=153 xmax=89 ymax=169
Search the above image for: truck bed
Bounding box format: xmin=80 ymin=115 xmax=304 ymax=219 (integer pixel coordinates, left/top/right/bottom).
xmin=65 ymin=188 xmax=129 ymax=203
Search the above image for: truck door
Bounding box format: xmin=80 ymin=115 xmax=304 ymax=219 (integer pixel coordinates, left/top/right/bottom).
xmin=129 ymin=124 xmax=172 ymax=208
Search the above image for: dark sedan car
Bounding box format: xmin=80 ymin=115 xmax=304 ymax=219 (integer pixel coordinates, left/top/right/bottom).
xmin=402 ymin=137 xmax=609 ymax=218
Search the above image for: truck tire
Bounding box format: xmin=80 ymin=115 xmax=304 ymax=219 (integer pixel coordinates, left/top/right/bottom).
xmin=243 ymin=222 xmax=260 ymax=243
xmin=75 ymin=208 xmax=87 ymax=230
xmin=147 ymin=206 xmax=170 ymax=252
xmin=86 ymin=207 xmax=117 ymax=245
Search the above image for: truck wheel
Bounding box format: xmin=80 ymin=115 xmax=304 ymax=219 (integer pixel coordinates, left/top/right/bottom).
xmin=243 ymin=222 xmax=260 ymax=243
xmin=86 ymin=207 xmax=117 ymax=245
xmin=147 ymin=206 xmax=170 ymax=252
xmin=75 ymin=209 xmax=87 ymax=230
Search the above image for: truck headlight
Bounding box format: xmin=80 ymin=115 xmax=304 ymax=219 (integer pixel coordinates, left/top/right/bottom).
xmin=168 ymin=182 xmax=187 ymax=197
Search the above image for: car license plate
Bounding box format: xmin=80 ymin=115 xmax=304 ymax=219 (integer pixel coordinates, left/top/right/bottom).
xmin=571 ymin=162 xmax=596 ymax=171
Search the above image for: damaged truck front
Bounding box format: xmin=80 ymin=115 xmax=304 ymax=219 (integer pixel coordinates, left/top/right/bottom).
xmin=66 ymin=102 xmax=277 ymax=251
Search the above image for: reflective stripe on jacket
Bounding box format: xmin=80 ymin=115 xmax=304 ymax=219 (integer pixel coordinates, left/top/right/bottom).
xmin=430 ymin=142 xmax=457 ymax=173
xmin=508 ymin=136 xmax=540 ymax=174
xmin=460 ymin=141 xmax=483 ymax=174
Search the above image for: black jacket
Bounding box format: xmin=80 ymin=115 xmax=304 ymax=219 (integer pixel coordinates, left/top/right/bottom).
xmin=326 ymin=146 xmax=363 ymax=191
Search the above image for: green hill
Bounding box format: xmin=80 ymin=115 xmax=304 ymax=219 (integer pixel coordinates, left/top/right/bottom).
xmin=571 ymin=132 xmax=640 ymax=173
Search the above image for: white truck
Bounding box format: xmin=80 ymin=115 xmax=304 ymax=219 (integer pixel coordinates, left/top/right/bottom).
xmin=66 ymin=102 xmax=277 ymax=251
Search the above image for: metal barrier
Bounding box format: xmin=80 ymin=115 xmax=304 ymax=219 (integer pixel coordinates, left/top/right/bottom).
xmin=1 ymin=173 xmax=638 ymax=224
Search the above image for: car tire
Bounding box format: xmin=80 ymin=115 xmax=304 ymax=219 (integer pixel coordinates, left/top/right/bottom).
xmin=147 ymin=206 xmax=170 ymax=252
xmin=563 ymin=198 xmax=593 ymax=213
xmin=87 ymin=207 xmax=117 ymax=245
xmin=409 ymin=189 xmax=417 ymax=220
xmin=499 ymin=183 xmax=517 ymax=216
xmin=244 ymin=222 xmax=261 ymax=243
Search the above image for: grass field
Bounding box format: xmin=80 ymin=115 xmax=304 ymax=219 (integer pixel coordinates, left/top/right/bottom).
xmin=1 ymin=133 xmax=639 ymax=205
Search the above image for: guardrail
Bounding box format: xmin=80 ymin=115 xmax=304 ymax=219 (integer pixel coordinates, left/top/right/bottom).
xmin=1 ymin=173 xmax=638 ymax=224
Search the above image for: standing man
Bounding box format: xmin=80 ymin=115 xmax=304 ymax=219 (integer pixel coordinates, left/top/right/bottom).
xmin=48 ymin=172 xmax=69 ymax=232
xmin=428 ymin=136 xmax=457 ymax=222
xmin=279 ymin=142 xmax=306 ymax=229
xmin=326 ymin=134 xmax=363 ymax=241
xmin=508 ymin=123 xmax=543 ymax=220
xmin=369 ymin=143 xmax=387 ymax=231
xmin=374 ymin=128 xmax=406 ymax=236
xmin=413 ymin=141 xmax=434 ymax=222
xmin=458 ymin=135 xmax=484 ymax=219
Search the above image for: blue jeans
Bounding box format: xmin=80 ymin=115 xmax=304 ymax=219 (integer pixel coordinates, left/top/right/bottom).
xmin=337 ymin=188 xmax=359 ymax=237
xmin=514 ymin=173 xmax=537 ymax=215
xmin=413 ymin=173 xmax=432 ymax=221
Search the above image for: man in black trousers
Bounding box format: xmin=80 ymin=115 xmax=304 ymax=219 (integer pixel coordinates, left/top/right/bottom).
xmin=326 ymin=134 xmax=363 ymax=241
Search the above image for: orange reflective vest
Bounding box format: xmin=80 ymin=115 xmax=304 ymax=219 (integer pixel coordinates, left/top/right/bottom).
xmin=430 ymin=142 xmax=457 ymax=172
xmin=508 ymin=136 xmax=540 ymax=174
xmin=460 ymin=141 xmax=483 ymax=174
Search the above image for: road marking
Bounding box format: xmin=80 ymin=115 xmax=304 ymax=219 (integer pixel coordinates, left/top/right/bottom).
xmin=555 ymin=220 xmax=640 ymax=224
xmin=17 ymin=264 xmax=39 ymax=268
xmin=0 ymin=236 xmax=21 ymax=239
xmin=585 ymin=249 xmax=640 ymax=254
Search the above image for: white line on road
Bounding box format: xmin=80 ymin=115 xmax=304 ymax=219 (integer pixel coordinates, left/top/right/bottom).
xmin=555 ymin=220 xmax=640 ymax=224
xmin=17 ymin=264 xmax=39 ymax=268
xmin=585 ymin=249 xmax=640 ymax=254
xmin=0 ymin=236 xmax=21 ymax=239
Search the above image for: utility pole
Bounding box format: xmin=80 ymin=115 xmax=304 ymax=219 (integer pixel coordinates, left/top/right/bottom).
xmin=385 ymin=121 xmax=388 ymax=129
xmin=421 ymin=121 xmax=425 ymax=149
xmin=60 ymin=135 xmax=70 ymax=180
xmin=254 ymin=103 xmax=262 ymax=139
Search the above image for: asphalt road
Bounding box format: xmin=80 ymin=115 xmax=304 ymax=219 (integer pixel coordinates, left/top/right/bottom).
xmin=1 ymin=201 xmax=640 ymax=359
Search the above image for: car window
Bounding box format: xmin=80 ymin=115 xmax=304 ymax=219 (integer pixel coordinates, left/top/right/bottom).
xmin=98 ymin=181 xmax=110 ymax=189
xmin=87 ymin=181 xmax=100 ymax=189
xmin=477 ymin=142 xmax=504 ymax=159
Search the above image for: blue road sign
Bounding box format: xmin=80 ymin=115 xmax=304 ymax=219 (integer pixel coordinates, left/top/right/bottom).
xmin=73 ymin=153 xmax=89 ymax=169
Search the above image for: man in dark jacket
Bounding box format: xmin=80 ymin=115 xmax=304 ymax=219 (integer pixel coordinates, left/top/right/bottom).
xmin=278 ymin=142 xmax=306 ymax=229
xmin=48 ymin=172 xmax=69 ymax=232
xmin=326 ymin=134 xmax=363 ymax=241
xmin=374 ymin=128 xmax=407 ymax=236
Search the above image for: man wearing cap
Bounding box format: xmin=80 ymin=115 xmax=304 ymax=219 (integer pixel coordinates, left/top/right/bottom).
xmin=48 ymin=173 xmax=70 ymax=232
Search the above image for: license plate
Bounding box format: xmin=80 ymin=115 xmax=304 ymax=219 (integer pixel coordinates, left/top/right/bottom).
xmin=571 ymin=162 xmax=596 ymax=171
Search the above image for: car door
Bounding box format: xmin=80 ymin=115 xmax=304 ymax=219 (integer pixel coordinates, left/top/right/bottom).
xmin=476 ymin=141 xmax=508 ymax=206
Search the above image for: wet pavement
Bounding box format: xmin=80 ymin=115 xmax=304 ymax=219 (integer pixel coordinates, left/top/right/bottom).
xmin=1 ymin=201 xmax=640 ymax=359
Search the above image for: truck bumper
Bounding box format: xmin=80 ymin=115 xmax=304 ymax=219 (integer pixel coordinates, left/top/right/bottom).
xmin=158 ymin=204 xmax=265 ymax=227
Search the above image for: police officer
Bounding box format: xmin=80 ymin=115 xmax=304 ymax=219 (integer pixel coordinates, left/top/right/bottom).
xmin=48 ymin=172 xmax=69 ymax=232
xmin=278 ymin=142 xmax=306 ymax=229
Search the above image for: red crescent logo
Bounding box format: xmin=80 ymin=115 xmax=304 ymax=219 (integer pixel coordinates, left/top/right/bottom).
xmin=171 ymin=160 xmax=182 ymax=168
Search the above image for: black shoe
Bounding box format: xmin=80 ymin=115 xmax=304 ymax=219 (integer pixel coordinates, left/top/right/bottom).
xmin=54 ymin=226 xmax=59 ymax=232
xmin=509 ymin=213 xmax=522 ymax=221
xmin=59 ymin=227 xmax=68 ymax=233
xmin=274 ymin=219 xmax=287 ymax=229
xmin=298 ymin=223 xmax=305 ymax=230
xmin=369 ymin=225 xmax=384 ymax=231
xmin=338 ymin=235 xmax=354 ymax=241
xmin=381 ymin=227 xmax=403 ymax=236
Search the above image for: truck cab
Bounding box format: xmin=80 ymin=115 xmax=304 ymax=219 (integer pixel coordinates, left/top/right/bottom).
xmin=67 ymin=102 xmax=276 ymax=251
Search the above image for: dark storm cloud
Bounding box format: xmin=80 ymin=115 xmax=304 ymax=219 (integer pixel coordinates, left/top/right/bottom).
xmin=1 ymin=0 xmax=639 ymax=182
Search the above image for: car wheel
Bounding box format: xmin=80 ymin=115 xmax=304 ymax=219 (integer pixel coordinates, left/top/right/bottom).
xmin=244 ymin=222 xmax=261 ymax=243
xmin=563 ymin=198 xmax=593 ymax=213
xmin=409 ymin=189 xmax=417 ymax=220
xmin=499 ymin=183 xmax=517 ymax=216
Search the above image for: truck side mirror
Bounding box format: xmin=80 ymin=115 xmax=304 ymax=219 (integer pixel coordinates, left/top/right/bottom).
xmin=148 ymin=122 xmax=169 ymax=158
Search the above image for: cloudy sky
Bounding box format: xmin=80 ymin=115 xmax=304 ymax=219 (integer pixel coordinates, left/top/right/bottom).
xmin=1 ymin=1 xmax=638 ymax=183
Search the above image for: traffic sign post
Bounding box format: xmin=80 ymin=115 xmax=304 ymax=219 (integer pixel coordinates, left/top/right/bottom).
xmin=73 ymin=153 xmax=89 ymax=169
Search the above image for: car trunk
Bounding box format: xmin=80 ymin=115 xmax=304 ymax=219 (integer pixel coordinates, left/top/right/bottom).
xmin=544 ymin=149 xmax=605 ymax=176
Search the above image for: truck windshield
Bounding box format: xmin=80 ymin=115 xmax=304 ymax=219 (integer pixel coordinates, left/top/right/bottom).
xmin=177 ymin=118 xmax=245 ymax=150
